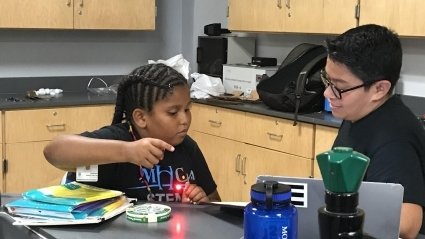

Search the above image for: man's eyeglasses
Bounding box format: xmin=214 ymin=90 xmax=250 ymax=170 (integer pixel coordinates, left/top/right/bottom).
xmin=320 ymin=70 xmax=374 ymax=99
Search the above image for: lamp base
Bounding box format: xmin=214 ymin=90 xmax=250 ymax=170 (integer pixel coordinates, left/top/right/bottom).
xmin=318 ymin=191 xmax=365 ymax=239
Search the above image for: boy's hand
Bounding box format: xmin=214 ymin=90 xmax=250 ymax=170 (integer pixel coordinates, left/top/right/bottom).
xmin=125 ymin=138 xmax=174 ymax=168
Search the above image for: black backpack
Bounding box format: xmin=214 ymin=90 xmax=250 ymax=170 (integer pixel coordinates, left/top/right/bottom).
xmin=256 ymin=43 xmax=327 ymax=125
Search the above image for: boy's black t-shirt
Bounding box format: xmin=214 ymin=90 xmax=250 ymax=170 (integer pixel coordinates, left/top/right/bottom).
xmin=67 ymin=123 xmax=217 ymax=202
xmin=333 ymin=96 xmax=425 ymax=233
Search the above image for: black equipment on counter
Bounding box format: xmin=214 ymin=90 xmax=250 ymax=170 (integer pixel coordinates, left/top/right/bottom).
xmin=251 ymin=57 xmax=277 ymax=67
xmin=197 ymin=36 xmax=255 ymax=78
xmin=204 ymin=23 xmax=231 ymax=36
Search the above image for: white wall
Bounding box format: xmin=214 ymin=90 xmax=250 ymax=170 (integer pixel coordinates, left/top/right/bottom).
xmin=0 ymin=0 xmax=183 ymax=77
xmin=0 ymin=0 xmax=424 ymax=97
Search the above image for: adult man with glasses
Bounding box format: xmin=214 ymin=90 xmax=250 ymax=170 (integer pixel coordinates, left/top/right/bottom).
xmin=324 ymin=24 xmax=425 ymax=239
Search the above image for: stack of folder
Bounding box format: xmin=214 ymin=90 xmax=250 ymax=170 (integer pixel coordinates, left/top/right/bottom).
xmin=5 ymin=182 xmax=133 ymax=225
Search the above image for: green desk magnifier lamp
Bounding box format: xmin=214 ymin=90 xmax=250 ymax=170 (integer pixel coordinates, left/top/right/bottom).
xmin=316 ymin=147 xmax=372 ymax=239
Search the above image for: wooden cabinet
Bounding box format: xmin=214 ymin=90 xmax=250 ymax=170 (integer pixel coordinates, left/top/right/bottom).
xmin=228 ymin=0 xmax=358 ymax=34
xmin=285 ymin=0 xmax=358 ymax=34
xmin=190 ymin=103 xmax=313 ymax=201
xmin=0 ymin=0 xmax=73 ymax=29
xmin=0 ymin=0 xmax=155 ymax=30
xmin=74 ymin=0 xmax=155 ymax=30
xmin=190 ymin=132 xmax=245 ymax=201
xmin=190 ymin=104 xmax=245 ymax=142
xmin=241 ymin=143 xmax=312 ymax=201
xmin=0 ymin=114 xmax=3 ymax=191
xmin=227 ymin=0 xmax=285 ymax=32
xmin=5 ymin=141 xmax=54 ymax=193
xmin=313 ymin=125 xmax=338 ymax=178
xmin=244 ymin=113 xmax=314 ymax=158
xmin=190 ymin=131 xmax=312 ymax=201
xmin=359 ymin=0 xmax=425 ymax=37
xmin=0 ymin=144 xmax=2 ymax=192
xmin=5 ymin=106 xmax=114 ymax=143
xmin=2 ymin=105 xmax=114 ymax=193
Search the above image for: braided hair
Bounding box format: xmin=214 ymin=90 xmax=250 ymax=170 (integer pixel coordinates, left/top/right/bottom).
xmin=112 ymin=63 xmax=188 ymax=125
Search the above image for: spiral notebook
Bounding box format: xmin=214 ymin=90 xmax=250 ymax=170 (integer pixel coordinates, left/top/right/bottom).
xmin=256 ymin=175 xmax=404 ymax=239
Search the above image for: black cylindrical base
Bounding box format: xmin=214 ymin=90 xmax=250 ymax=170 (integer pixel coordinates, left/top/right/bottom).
xmin=318 ymin=191 xmax=365 ymax=239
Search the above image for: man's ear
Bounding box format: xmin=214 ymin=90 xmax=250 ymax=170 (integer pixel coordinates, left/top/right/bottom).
xmin=132 ymin=108 xmax=148 ymax=128
xmin=371 ymin=80 xmax=392 ymax=101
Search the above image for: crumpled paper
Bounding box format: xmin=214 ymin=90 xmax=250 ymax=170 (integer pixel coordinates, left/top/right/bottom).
xmin=190 ymin=73 xmax=225 ymax=99
xmin=148 ymin=54 xmax=190 ymax=80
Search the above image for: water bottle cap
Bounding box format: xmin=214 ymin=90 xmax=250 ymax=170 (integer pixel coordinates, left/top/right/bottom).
xmin=250 ymin=181 xmax=291 ymax=206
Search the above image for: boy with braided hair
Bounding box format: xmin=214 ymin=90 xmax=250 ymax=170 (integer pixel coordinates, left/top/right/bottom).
xmin=44 ymin=63 xmax=221 ymax=203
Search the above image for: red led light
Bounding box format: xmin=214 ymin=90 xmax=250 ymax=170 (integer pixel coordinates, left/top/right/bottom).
xmin=175 ymin=184 xmax=184 ymax=191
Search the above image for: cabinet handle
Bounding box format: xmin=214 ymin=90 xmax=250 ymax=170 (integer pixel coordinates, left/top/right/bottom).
xmin=208 ymin=120 xmax=222 ymax=127
xmin=2 ymin=159 xmax=8 ymax=174
xmin=66 ymin=0 xmax=71 ymax=7
xmin=241 ymin=157 xmax=247 ymax=176
xmin=277 ymin=0 xmax=282 ymax=9
xmin=46 ymin=123 xmax=66 ymax=130
xmin=267 ymin=132 xmax=283 ymax=141
xmin=235 ymin=154 xmax=241 ymax=173
xmin=80 ymin=0 xmax=84 ymax=7
xmin=285 ymin=0 xmax=290 ymax=9
xmin=241 ymin=157 xmax=247 ymax=184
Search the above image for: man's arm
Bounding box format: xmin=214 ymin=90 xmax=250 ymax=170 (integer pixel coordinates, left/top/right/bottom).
xmin=399 ymin=203 xmax=422 ymax=239
xmin=207 ymin=190 xmax=221 ymax=202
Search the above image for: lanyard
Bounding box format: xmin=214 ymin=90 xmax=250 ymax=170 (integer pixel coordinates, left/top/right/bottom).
xmin=128 ymin=122 xmax=155 ymax=200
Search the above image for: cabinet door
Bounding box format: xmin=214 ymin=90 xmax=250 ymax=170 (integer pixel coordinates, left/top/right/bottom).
xmin=359 ymin=0 xmax=425 ymax=37
xmin=313 ymin=125 xmax=338 ymax=178
xmin=228 ymin=0 xmax=285 ymax=32
xmin=228 ymin=0 xmax=357 ymax=34
xmin=281 ymin=0 xmax=357 ymax=34
xmin=0 ymin=145 xmax=3 ymax=192
xmin=1 ymin=113 xmax=2 ymax=191
xmin=5 ymin=141 xmax=64 ymax=193
xmin=242 ymin=144 xmax=312 ymax=201
xmin=190 ymin=131 xmax=245 ymax=201
xmin=74 ymin=0 xmax=155 ymax=30
xmin=322 ymin=0 xmax=358 ymax=34
xmin=0 ymin=0 xmax=73 ymax=29
xmin=284 ymin=0 xmax=325 ymax=33
xmin=5 ymin=105 xmax=114 ymax=143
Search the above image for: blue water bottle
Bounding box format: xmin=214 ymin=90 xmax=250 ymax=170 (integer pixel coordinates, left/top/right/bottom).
xmin=244 ymin=181 xmax=298 ymax=239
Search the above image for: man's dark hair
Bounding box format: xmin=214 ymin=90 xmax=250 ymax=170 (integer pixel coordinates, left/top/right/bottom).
xmin=112 ymin=63 xmax=188 ymax=124
xmin=326 ymin=24 xmax=402 ymax=93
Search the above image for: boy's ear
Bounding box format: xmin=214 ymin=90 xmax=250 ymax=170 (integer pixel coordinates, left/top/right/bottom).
xmin=132 ymin=108 xmax=148 ymax=128
xmin=371 ymin=80 xmax=392 ymax=101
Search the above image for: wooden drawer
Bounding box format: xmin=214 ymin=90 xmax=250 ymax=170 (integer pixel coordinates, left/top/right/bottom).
xmin=191 ymin=104 xmax=245 ymax=142
xmin=5 ymin=105 xmax=114 ymax=143
xmin=244 ymin=112 xmax=314 ymax=158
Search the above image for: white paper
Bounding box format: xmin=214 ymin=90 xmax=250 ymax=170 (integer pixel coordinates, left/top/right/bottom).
xmin=209 ymin=201 xmax=249 ymax=208
xmin=190 ymin=73 xmax=225 ymax=99
xmin=148 ymin=54 xmax=190 ymax=80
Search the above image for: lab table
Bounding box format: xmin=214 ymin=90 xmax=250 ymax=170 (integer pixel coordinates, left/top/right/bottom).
xmin=0 ymin=194 xmax=244 ymax=239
